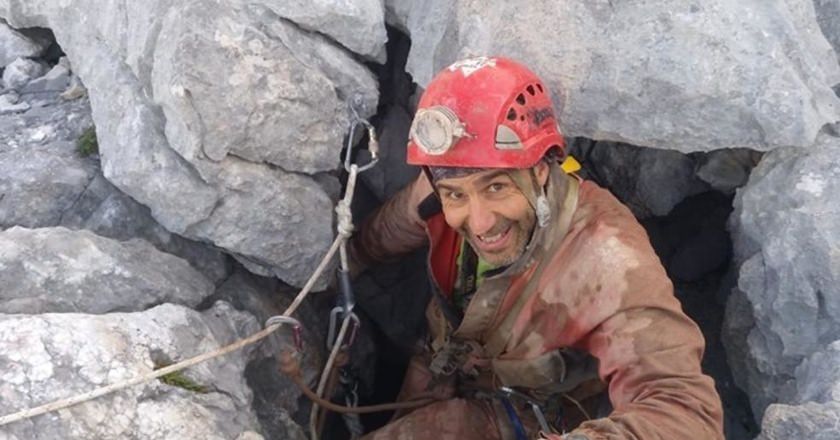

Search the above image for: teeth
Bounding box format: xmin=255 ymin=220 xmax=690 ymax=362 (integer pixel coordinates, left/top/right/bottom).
xmin=481 ymin=233 xmax=503 ymax=243
xmin=479 ymin=228 xmax=507 ymax=244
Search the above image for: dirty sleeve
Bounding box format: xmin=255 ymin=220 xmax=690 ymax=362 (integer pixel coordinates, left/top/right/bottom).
xmin=348 ymin=173 xmax=430 ymax=274
xmin=560 ymin=188 xmax=725 ymax=440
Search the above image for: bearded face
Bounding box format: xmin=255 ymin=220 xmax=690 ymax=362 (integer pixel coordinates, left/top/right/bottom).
xmin=434 ymin=164 xmax=548 ymax=267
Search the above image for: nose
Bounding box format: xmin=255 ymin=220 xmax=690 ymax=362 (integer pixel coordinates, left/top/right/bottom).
xmin=466 ymin=198 xmax=496 ymax=236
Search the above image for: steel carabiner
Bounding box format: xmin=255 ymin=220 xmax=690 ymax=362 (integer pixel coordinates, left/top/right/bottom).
xmin=265 ymin=315 xmax=304 ymax=351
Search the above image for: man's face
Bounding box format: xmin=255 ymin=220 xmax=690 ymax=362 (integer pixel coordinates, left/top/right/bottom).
xmin=434 ymin=164 xmax=547 ymax=267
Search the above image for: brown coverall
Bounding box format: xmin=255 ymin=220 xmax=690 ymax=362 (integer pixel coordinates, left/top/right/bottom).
xmin=352 ymin=164 xmax=724 ymax=440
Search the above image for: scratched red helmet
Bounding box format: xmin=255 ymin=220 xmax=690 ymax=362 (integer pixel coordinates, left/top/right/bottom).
xmin=407 ymin=56 xmax=565 ymax=169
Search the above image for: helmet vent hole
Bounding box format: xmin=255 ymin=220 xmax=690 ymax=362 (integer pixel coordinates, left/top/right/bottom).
xmin=536 ymin=83 xmax=544 ymax=93
xmin=507 ymin=108 xmax=517 ymax=121
xmin=520 ymin=115 xmax=525 ymax=121
xmin=527 ymin=85 xmax=535 ymax=96
xmin=516 ymin=93 xmax=526 ymax=105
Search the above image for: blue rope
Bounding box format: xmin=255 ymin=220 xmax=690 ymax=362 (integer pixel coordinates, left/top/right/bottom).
xmin=499 ymin=397 xmax=529 ymax=440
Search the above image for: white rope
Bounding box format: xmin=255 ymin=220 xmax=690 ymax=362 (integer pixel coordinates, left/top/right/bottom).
xmin=309 ymin=314 xmax=353 ymax=440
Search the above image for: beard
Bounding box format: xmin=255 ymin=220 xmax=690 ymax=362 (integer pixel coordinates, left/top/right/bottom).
xmin=460 ymin=211 xmax=536 ymax=268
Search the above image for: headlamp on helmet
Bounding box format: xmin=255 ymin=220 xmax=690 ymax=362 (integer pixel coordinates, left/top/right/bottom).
xmin=409 ymin=106 xmax=469 ymax=156
xmin=406 ymin=56 xmax=566 ymax=168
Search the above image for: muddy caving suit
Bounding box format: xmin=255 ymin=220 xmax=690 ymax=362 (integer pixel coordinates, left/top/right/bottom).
xmin=352 ymin=163 xmax=724 ymax=439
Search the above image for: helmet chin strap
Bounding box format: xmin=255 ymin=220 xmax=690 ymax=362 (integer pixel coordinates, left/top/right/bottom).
xmin=507 ymin=166 xmax=552 ymax=229
xmin=530 ymin=168 xmax=551 ymax=228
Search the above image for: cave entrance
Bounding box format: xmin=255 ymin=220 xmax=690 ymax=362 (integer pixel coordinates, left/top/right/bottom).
xmin=339 ymin=25 xmax=760 ymax=440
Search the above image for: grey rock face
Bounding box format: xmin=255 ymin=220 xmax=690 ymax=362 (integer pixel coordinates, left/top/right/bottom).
xmin=0 ymin=20 xmax=48 ymax=66
xmin=0 ymin=92 xmax=28 ymax=114
xmin=795 ymin=340 xmax=840 ymax=404
xmin=182 ymin=158 xmax=337 ymax=288
xmin=0 ymin=89 xmax=92 ymax=150
xmin=60 ymin=174 xmax=232 ymax=284
xmin=21 ymin=62 xmax=70 ymax=93
xmin=152 ymin=2 xmax=378 ymax=176
xmin=213 ymin=269 xmax=324 ymax=437
xmin=0 ymin=0 xmax=378 ymax=288
xmin=0 ymin=95 xmax=230 ymax=283
xmin=0 ymin=302 xmax=265 ymax=440
xmin=0 ymin=93 xmax=97 ymax=229
xmin=724 ymin=135 xmax=840 ymax=418
xmin=0 ymin=227 xmax=215 ymax=314
xmin=814 ymin=0 xmax=840 ymax=63
xmin=695 ymin=148 xmax=764 ymax=194
xmin=389 ymin=0 xmax=840 ymax=153
xmin=756 ymin=402 xmax=840 ymax=440
xmin=2 ymin=56 xmax=47 ymax=89
xmin=0 ymin=140 xmax=98 ymax=228
xmin=258 ymin=0 xmax=388 ymax=60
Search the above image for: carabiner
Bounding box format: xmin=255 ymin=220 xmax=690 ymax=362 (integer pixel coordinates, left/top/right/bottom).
xmin=265 ymin=315 xmax=303 ymax=351
xmin=327 ymin=308 xmax=360 ymax=350
xmin=498 ymin=386 xmax=553 ymax=434
xmin=343 ymin=96 xmax=379 ymax=173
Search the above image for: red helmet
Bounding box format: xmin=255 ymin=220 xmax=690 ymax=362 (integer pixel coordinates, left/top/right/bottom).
xmin=407 ymin=56 xmax=565 ymax=169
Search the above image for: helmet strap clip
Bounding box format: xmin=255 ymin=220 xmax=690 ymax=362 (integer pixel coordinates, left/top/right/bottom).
xmin=529 ymin=167 xmax=551 ymax=228
xmin=536 ymin=189 xmax=550 ymax=228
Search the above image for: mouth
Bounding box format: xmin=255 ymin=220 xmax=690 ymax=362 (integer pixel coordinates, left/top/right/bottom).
xmin=472 ymin=224 xmax=513 ymax=253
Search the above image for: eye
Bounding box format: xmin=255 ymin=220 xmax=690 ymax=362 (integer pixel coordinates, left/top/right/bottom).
xmin=443 ymin=190 xmax=464 ymax=201
xmin=487 ymin=182 xmax=507 ymax=193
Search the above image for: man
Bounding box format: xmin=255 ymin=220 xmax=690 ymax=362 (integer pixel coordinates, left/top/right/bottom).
xmin=351 ymin=56 xmax=724 ymax=439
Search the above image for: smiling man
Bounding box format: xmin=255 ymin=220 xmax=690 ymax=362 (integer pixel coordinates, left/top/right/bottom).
xmin=351 ymin=57 xmax=724 ymax=439
xmin=434 ymin=166 xmax=544 ymax=267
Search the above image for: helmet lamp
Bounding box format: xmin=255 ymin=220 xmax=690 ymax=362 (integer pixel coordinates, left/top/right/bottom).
xmin=409 ymin=106 xmax=468 ymax=155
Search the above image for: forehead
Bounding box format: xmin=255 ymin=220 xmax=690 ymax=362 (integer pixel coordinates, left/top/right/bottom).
xmin=434 ymin=169 xmax=512 ymax=190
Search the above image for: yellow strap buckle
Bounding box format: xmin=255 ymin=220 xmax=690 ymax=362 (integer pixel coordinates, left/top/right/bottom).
xmin=561 ymin=155 xmax=581 ymax=174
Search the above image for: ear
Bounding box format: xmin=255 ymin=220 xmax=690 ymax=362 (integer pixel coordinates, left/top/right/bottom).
xmin=534 ymin=160 xmax=550 ymax=187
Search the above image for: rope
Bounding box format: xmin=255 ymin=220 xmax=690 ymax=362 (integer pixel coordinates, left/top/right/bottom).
xmin=309 ymin=314 xmax=353 ymax=440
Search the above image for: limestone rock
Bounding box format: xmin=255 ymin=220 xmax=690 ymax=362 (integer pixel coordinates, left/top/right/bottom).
xmin=0 ymin=92 xmax=28 ymax=114
xmin=389 ymin=0 xmax=840 ymax=152
xmin=259 ymin=0 xmax=388 ymax=61
xmin=0 ymin=96 xmax=96 ymax=229
xmin=814 ymin=0 xmax=840 ymax=63
xmin=695 ymin=148 xmax=764 ymax=194
xmin=2 ymin=56 xmax=47 ymax=89
xmin=756 ymin=401 xmax=840 ymax=440
xmin=0 ymin=96 xmax=230 ymax=283
xmin=724 ymin=134 xmax=840 ymax=418
xmin=0 ymin=0 xmax=378 ymax=288
xmin=0 ymin=302 xmax=266 ymax=440
xmin=0 ymin=20 xmax=48 ymax=66
xmin=794 ymin=340 xmax=840 ymax=404
xmin=61 ymin=174 xmax=232 ymax=284
xmin=0 ymin=226 xmax=215 ymax=314
xmin=0 ymin=143 xmax=97 ymax=228
xmin=213 ymin=269 xmax=324 ymax=438
xmin=21 ymin=62 xmax=70 ymax=93
xmin=0 ymin=89 xmax=92 ymax=149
